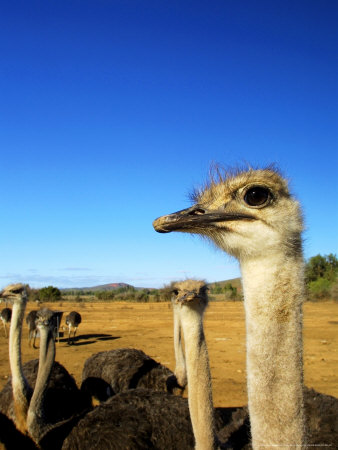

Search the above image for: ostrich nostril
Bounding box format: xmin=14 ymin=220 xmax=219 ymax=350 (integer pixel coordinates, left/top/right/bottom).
xmin=188 ymin=208 xmax=206 ymax=216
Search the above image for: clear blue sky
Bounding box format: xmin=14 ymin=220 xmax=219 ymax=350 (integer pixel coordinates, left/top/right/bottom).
xmin=1 ymin=1 xmax=337 ymax=289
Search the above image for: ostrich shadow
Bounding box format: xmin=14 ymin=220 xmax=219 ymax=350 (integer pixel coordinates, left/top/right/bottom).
xmin=57 ymin=334 xmax=120 ymax=346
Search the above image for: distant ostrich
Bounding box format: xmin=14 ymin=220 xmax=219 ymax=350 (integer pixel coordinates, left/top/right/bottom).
xmin=0 ymin=284 xmax=91 ymax=442
xmin=65 ymin=311 xmax=81 ymax=345
xmin=26 ymin=310 xmax=38 ymax=348
xmin=51 ymin=310 xmax=63 ymax=343
xmin=1 ymin=307 xmax=12 ymax=338
xmin=153 ymin=165 xmax=338 ymax=448
xmin=27 ymin=310 xmax=63 ymax=348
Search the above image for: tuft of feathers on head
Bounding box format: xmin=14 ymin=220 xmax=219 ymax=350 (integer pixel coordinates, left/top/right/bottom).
xmin=189 ymin=163 xmax=288 ymax=204
xmin=172 ymin=279 xmax=208 ymax=293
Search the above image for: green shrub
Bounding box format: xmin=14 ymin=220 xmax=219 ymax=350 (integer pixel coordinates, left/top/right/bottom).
xmin=308 ymin=278 xmax=332 ymax=301
xmin=38 ymin=286 xmax=61 ymax=302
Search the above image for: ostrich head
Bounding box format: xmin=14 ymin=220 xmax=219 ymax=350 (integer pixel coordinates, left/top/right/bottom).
xmin=153 ymin=167 xmax=303 ymax=260
xmin=172 ymin=280 xmax=209 ymax=309
xmin=35 ymin=308 xmax=56 ymax=333
xmin=0 ymin=284 xmax=27 ymax=303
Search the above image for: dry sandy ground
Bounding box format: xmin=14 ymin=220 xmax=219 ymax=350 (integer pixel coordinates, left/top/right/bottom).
xmin=0 ymin=301 xmax=337 ymax=408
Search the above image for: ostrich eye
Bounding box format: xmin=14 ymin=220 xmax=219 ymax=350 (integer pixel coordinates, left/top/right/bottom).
xmin=172 ymin=290 xmax=179 ymax=296
xmin=244 ymin=187 xmax=270 ymax=207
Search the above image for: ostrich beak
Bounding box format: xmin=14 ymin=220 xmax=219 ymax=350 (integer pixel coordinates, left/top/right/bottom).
xmin=153 ymin=205 xmax=254 ymax=233
xmin=0 ymin=289 xmax=11 ymax=299
xmin=175 ymin=291 xmax=199 ymax=305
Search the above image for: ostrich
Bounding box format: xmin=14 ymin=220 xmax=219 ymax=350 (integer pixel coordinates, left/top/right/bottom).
xmin=0 ymin=284 xmax=91 ymax=441
xmin=26 ymin=310 xmax=38 ymax=348
xmin=1 ymin=307 xmax=12 ymax=338
xmin=171 ymin=279 xmax=250 ymax=449
xmin=27 ymin=310 xmax=63 ymax=348
xmin=52 ymin=311 xmax=63 ymax=343
xmin=172 ymin=279 xmax=218 ymax=449
xmin=153 ymin=166 xmax=338 ymax=448
xmin=171 ymin=282 xmax=188 ymax=388
xmin=0 ymin=284 xmax=32 ymax=432
xmin=65 ymin=311 xmax=81 ymax=345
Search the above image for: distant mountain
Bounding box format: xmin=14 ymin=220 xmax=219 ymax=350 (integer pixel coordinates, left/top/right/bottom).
xmin=61 ymin=278 xmax=242 ymax=293
xmin=61 ymin=282 xmax=135 ymax=293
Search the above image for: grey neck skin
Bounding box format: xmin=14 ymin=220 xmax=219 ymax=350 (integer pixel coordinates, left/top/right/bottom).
xmin=179 ymin=302 xmax=217 ymax=450
xmin=172 ymin=301 xmax=187 ymax=388
xmin=240 ymin=253 xmax=306 ymax=449
xmin=26 ymin=326 xmax=55 ymax=444
xmin=9 ymin=296 xmax=32 ymax=433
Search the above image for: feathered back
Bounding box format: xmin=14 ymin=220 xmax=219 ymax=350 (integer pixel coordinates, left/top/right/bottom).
xmin=81 ymin=348 xmax=183 ymax=402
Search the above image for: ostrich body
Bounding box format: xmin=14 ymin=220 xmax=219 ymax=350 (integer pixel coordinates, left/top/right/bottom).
xmin=62 ymin=389 xmax=194 ymax=450
xmin=26 ymin=310 xmax=38 ymax=348
xmin=1 ymin=307 xmax=12 ymax=338
xmin=65 ymin=311 xmax=81 ymax=345
xmin=153 ymin=167 xmax=308 ymax=448
xmin=0 ymin=410 xmax=37 ymax=450
xmin=81 ymin=347 xmax=183 ymax=402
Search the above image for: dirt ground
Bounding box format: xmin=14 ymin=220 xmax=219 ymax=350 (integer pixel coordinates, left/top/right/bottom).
xmin=0 ymin=301 xmax=337 ymax=408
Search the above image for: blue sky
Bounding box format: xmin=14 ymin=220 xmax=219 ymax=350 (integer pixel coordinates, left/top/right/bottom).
xmin=1 ymin=0 xmax=337 ymax=289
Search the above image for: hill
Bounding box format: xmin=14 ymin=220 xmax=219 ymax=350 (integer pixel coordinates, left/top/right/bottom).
xmin=61 ymin=282 xmax=134 ymax=293
xmin=208 ymin=277 xmax=242 ymax=293
xmin=61 ymin=278 xmax=242 ymax=293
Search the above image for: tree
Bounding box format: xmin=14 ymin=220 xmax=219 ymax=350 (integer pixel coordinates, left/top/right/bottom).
xmin=223 ymin=283 xmax=239 ymax=300
xmin=305 ymin=254 xmax=338 ymax=283
xmin=211 ymin=283 xmax=223 ymax=294
xmin=305 ymin=254 xmax=338 ymax=301
xmin=38 ymin=286 xmax=61 ymax=302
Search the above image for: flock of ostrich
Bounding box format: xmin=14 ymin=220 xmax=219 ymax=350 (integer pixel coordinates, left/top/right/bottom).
xmin=0 ymin=167 xmax=337 ymax=449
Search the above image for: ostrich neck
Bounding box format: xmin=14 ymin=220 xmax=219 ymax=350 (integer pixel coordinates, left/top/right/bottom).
xmin=180 ymin=305 xmax=217 ymax=450
xmin=240 ymin=253 xmax=305 ymax=448
xmin=27 ymin=327 xmax=55 ymax=443
xmin=172 ymin=304 xmax=187 ymax=388
xmin=9 ymin=299 xmax=31 ymax=432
